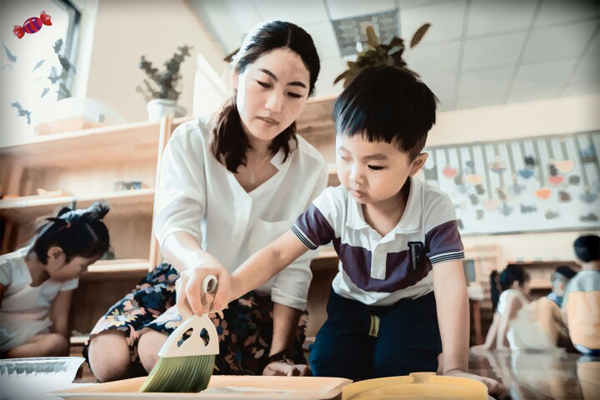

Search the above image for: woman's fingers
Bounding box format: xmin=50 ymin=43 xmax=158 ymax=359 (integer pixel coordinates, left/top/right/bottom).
xmin=212 ymin=271 xmax=231 ymax=312
xmin=186 ymin=271 xmax=210 ymax=316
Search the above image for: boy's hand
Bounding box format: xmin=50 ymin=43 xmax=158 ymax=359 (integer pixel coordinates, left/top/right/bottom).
xmin=176 ymin=260 xmax=231 ymax=316
xmin=262 ymin=361 xmax=310 ymax=377
xmin=445 ymin=370 xmax=505 ymax=399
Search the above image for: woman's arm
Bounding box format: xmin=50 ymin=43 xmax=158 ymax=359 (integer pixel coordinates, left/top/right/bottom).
xmin=164 ymin=231 xmax=232 ymax=315
xmin=495 ymin=294 xmax=523 ymax=349
xmin=50 ymin=290 xmax=73 ymax=340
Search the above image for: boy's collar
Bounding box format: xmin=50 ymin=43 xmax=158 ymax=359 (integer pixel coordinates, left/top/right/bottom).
xmin=346 ymin=177 xmax=423 ymax=234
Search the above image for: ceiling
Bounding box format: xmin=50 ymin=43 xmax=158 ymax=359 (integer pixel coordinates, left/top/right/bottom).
xmin=189 ymin=0 xmax=600 ymax=111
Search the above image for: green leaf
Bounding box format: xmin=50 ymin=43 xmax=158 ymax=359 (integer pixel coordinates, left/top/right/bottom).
xmin=59 ymin=83 xmax=71 ymax=97
xmin=334 ymin=70 xmax=349 ymax=84
xmin=223 ymin=47 xmax=240 ymax=62
xmin=410 ymin=23 xmax=431 ymax=48
xmin=365 ymin=26 xmax=380 ymax=48
xmin=53 ymin=39 xmax=63 ymax=53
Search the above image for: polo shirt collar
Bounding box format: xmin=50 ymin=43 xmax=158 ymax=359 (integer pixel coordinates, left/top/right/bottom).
xmin=345 ymin=177 xmax=423 ymax=233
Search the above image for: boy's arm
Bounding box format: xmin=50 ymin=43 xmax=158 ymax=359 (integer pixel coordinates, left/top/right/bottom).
xmin=434 ymin=260 xmax=506 ymax=398
xmin=230 ymin=230 xmax=310 ymax=301
xmin=51 ymin=290 xmax=73 ymax=340
xmin=433 ymin=260 xmax=469 ymax=374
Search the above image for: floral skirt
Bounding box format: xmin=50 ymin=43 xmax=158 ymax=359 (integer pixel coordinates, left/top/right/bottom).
xmin=83 ymin=262 xmax=307 ymax=375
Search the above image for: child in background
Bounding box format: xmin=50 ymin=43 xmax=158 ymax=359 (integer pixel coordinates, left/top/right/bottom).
xmin=0 ymin=202 xmax=110 ymax=358
xmin=200 ymin=65 xmax=503 ymax=397
xmin=547 ymin=265 xmax=577 ymax=307
xmin=562 ymin=234 xmax=600 ymax=356
xmin=475 ymin=265 xmax=531 ymax=352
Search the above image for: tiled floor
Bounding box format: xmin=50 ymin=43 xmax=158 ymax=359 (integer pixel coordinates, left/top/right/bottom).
xmin=469 ymin=349 xmax=600 ymax=399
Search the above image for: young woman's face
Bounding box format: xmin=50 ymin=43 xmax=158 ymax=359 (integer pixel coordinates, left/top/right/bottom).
xmin=234 ymin=48 xmax=311 ymax=145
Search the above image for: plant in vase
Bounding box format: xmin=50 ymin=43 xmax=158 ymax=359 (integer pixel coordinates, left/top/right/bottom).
xmin=334 ymin=24 xmax=431 ymax=87
xmin=136 ymin=45 xmax=192 ymax=121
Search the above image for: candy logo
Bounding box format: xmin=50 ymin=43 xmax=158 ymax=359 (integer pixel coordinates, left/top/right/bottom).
xmin=13 ymin=11 xmax=52 ymax=39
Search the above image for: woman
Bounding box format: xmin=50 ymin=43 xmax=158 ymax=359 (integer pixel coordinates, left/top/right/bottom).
xmin=86 ymin=20 xmax=327 ymax=381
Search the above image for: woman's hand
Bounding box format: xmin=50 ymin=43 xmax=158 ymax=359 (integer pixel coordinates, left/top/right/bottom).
xmin=445 ymin=370 xmax=505 ymax=399
xmin=176 ymin=260 xmax=232 ymax=316
xmin=262 ymin=361 xmax=310 ymax=377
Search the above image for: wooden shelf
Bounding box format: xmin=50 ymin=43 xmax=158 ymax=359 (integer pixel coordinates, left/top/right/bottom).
xmin=297 ymin=95 xmax=336 ymax=136
xmin=0 ymin=117 xmax=192 ymax=167
xmin=529 ymin=278 xmax=552 ymax=290
xmin=84 ymin=258 xmax=152 ymax=280
xmin=0 ymin=189 xmax=155 ymax=223
xmin=311 ymin=247 xmax=338 ymax=271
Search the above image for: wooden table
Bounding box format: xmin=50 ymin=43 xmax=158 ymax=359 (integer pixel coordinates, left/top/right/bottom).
xmin=469 ymin=349 xmax=600 ymax=399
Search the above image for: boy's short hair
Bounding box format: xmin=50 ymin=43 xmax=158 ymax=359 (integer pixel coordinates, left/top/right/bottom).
xmin=553 ymin=265 xmax=577 ymax=281
xmin=332 ymin=65 xmax=438 ymax=160
xmin=574 ymin=234 xmax=600 ymax=262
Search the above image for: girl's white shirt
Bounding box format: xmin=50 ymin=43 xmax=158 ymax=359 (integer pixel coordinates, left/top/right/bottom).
xmin=497 ymin=288 xmax=529 ymax=350
xmin=0 ymin=248 xmax=78 ymax=350
xmin=153 ymin=117 xmax=328 ymax=310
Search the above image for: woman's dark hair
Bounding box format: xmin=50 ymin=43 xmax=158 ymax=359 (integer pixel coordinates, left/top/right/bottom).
xmin=29 ymin=202 xmax=110 ymax=264
xmin=211 ymin=20 xmax=320 ymax=173
xmin=574 ymin=234 xmax=599 ymax=263
xmin=490 ymin=264 xmax=530 ymax=311
xmin=333 ymin=65 xmax=438 ymax=161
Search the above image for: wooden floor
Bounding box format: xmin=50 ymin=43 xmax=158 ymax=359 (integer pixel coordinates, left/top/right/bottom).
xmin=469 ymin=349 xmax=600 ymax=399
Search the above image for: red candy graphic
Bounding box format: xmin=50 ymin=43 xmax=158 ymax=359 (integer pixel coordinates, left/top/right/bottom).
xmin=13 ymin=11 xmax=52 ymax=39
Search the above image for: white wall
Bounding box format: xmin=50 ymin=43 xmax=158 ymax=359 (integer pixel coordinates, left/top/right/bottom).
xmin=429 ymin=94 xmax=600 ymax=264
xmin=85 ymin=0 xmax=227 ymax=123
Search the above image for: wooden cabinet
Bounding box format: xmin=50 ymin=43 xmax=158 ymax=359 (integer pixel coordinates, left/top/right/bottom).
xmin=0 ymin=117 xmax=189 ymax=340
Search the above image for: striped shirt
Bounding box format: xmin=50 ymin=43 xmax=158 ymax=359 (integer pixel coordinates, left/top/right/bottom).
xmin=292 ymin=177 xmax=464 ymax=306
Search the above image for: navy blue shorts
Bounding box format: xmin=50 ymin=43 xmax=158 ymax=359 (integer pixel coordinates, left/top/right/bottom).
xmin=309 ymin=289 xmax=442 ymax=381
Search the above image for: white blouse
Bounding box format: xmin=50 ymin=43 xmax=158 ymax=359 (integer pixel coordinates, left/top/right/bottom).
xmin=153 ymin=117 xmax=328 ymax=310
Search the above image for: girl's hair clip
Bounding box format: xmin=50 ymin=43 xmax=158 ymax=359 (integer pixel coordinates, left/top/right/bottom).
xmin=65 ymin=222 xmax=71 ymax=228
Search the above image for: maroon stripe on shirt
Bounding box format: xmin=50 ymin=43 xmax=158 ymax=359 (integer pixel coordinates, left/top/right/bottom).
xmin=294 ymin=204 xmax=335 ymax=247
xmin=334 ymin=238 xmax=433 ymax=293
xmin=425 ymin=220 xmax=463 ymax=259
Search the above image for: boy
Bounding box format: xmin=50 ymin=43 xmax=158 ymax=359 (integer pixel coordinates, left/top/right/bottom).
xmin=562 ymin=234 xmax=600 ymax=355
xmin=547 ymin=265 xmax=577 ymax=307
xmin=211 ymin=66 xmax=502 ymax=396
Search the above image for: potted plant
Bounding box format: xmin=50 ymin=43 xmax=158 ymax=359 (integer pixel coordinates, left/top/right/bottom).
xmin=136 ymin=45 xmax=192 ymax=121
xmin=334 ymin=24 xmax=430 ymax=87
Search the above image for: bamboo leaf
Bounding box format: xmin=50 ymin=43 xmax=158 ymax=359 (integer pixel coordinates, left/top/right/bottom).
xmin=59 ymin=83 xmax=71 ymax=97
xmin=32 ymin=59 xmax=45 ymax=71
xmin=333 ymin=70 xmax=349 ymax=84
xmin=365 ymin=26 xmax=380 ymax=48
xmin=224 ymin=47 xmax=240 ymax=62
xmin=410 ymin=23 xmax=431 ymax=48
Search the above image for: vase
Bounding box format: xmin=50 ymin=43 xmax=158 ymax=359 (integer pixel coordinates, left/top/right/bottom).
xmin=146 ymin=99 xmax=187 ymax=122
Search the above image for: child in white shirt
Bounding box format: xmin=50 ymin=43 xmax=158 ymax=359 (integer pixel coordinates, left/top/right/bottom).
xmin=1 ymin=202 xmax=110 ymax=357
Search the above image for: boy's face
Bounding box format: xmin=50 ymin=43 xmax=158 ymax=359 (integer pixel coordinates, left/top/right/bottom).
xmin=336 ymin=134 xmax=427 ymax=205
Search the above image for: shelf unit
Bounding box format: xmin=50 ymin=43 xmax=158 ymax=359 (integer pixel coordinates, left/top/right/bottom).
xmin=0 ymin=116 xmax=192 ymax=335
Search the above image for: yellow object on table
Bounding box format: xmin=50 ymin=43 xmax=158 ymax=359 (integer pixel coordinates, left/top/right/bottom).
xmin=342 ymin=372 xmax=488 ymax=400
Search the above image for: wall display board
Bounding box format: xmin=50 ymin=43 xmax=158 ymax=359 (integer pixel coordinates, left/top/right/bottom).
xmin=419 ymin=132 xmax=600 ymax=235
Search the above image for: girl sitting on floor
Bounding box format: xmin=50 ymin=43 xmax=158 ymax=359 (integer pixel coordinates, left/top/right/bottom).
xmin=0 ymin=202 xmax=110 ymax=358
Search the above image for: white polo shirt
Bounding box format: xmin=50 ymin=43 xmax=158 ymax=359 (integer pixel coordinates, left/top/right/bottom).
xmin=292 ymin=177 xmax=464 ymax=306
xmin=153 ymin=117 xmax=328 ymax=310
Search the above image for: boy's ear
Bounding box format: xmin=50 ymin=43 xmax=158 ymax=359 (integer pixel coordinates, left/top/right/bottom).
xmin=409 ymin=153 xmax=429 ymax=177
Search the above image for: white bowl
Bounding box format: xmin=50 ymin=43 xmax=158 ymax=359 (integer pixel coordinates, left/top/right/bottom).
xmin=0 ymin=357 xmax=85 ymax=399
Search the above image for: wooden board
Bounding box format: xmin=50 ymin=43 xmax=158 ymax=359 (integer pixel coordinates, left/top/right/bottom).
xmin=53 ymin=376 xmax=352 ymax=399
